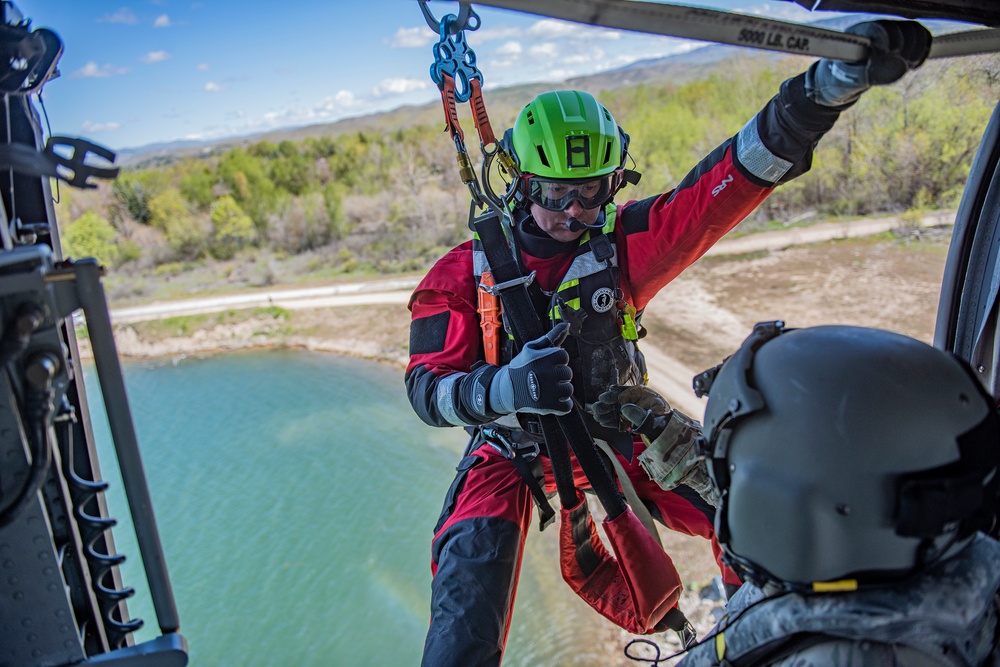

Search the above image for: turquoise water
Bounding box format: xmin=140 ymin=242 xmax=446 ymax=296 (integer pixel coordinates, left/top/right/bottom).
xmin=84 ymin=350 xmax=613 ymax=666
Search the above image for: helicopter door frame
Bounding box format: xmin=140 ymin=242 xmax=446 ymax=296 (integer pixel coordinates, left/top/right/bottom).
xmin=934 ymin=96 xmax=1000 ymax=402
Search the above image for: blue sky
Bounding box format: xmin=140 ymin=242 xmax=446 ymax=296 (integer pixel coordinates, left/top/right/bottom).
xmin=15 ymin=1 xmax=822 ymax=151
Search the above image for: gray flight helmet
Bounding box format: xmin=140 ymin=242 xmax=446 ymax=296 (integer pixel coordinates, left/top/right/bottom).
xmin=698 ymin=322 xmax=1000 ymax=589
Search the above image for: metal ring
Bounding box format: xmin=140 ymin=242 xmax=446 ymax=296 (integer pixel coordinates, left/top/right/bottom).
xmin=418 ymin=1 xmax=478 ymax=35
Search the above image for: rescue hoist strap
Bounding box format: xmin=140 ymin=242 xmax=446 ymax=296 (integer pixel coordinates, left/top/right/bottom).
xmin=475 ymin=210 xmax=627 ymax=517
xmin=471 ymin=0 xmax=1000 ymax=61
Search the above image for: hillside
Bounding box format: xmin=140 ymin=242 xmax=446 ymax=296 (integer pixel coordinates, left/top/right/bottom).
xmin=117 ymin=12 xmax=961 ymax=168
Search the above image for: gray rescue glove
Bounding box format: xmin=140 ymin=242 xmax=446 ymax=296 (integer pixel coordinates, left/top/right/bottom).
xmin=592 ymin=385 xmax=669 ymax=432
xmin=489 ymin=322 xmax=573 ymax=415
xmin=806 ymin=20 xmax=932 ymax=107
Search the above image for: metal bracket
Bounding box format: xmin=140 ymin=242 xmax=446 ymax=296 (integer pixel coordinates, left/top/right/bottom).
xmin=482 ymin=427 xmax=540 ymax=461
xmin=480 ymin=270 xmax=535 ymax=296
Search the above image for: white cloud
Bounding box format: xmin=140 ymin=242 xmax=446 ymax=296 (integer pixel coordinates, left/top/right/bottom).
xmin=204 ymin=82 xmax=227 ymax=92
xmin=392 ymin=26 xmax=434 ymax=49
xmin=371 ymin=77 xmax=429 ymax=97
xmin=562 ymin=47 xmax=606 ymax=66
xmin=528 ymin=43 xmax=559 ymax=59
xmin=100 ymin=8 xmax=137 ymax=24
xmin=527 ymin=19 xmax=622 ymax=40
xmin=197 ymin=63 xmax=210 ymax=72
xmin=141 ymin=51 xmax=171 ymax=64
xmin=316 ymin=90 xmax=363 ymax=114
xmin=74 ymin=61 xmax=129 ymax=78
xmin=472 ymin=26 xmax=522 ymax=43
xmin=82 ymin=120 xmax=122 ymax=133
xmin=495 ymin=41 xmax=522 ymax=56
xmin=154 ymin=14 xmax=171 ymax=27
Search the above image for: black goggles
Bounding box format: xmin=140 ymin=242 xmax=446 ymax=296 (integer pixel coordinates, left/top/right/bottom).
xmin=522 ymin=171 xmax=620 ymax=212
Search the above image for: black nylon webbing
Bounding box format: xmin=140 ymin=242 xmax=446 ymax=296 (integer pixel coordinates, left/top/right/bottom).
xmin=474 ymin=212 xmax=626 ymax=519
xmin=474 ymin=210 xmax=694 ymax=636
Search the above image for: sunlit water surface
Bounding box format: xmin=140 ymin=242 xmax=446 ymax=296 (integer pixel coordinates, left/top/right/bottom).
xmin=84 ymin=350 xmax=612 ymax=666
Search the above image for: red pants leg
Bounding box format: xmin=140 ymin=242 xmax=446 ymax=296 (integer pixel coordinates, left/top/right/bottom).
xmin=618 ymin=438 xmax=742 ymax=587
xmin=422 ymin=443 xmax=534 ymax=667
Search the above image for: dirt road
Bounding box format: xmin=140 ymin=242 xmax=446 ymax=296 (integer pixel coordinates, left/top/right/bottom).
xmin=109 ymin=212 xmax=952 ymax=417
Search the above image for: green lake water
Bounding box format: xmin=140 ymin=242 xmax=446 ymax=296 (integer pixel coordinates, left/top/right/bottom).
xmin=83 ymin=350 xmax=616 ymax=666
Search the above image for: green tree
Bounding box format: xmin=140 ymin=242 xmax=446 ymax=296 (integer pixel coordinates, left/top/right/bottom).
xmin=270 ymin=152 xmax=312 ymax=196
xmin=218 ymin=148 xmax=278 ymax=228
xmin=210 ymin=195 xmax=256 ymax=259
xmin=180 ymin=167 xmax=217 ymax=210
xmin=62 ymin=211 xmax=120 ymax=266
xmin=148 ymin=189 xmax=208 ymax=257
xmin=111 ymin=176 xmax=151 ymax=224
xmin=323 ymin=182 xmax=350 ymax=240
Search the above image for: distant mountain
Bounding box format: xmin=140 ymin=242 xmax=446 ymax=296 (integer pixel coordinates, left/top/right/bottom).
xmin=118 ymin=13 xmax=957 ymax=168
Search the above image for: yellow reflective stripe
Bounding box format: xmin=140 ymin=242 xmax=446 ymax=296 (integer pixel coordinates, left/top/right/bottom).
xmin=549 ymin=299 xmax=581 ymax=321
xmin=715 ymin=631 xmax=726 ymax=660
xmin=557 ymin=278 xmax=580 ymax=292
xmin=812 ymin=579 xmax=858 ymax=592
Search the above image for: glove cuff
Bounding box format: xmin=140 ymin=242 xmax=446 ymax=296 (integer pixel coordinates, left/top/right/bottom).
xmin=804 ymin=59 xmax=867 ymax=108
xmin=460 ymin=362 xmax=503 ymax=421
xmin=487 ymin=364 xmax=515 ymax=415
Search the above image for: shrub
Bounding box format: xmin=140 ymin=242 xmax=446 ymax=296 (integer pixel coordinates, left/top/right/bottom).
xmin=62 ymin=211 xmax=120 ymax=266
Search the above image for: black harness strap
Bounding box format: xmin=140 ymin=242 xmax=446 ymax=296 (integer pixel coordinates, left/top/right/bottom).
xmin=474 ymin=209 xmax=695 ymax=636
xmin=474 ymin=210 xmax=627 ymax=519
xmin=510 ymin=449 xmax=555 ymax=530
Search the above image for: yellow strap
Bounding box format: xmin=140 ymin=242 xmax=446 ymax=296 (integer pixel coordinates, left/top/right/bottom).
xmin=812 ymin=579 xmax=858 ymax=592
xmin=715 ymin=631 xmax=726 ymax=660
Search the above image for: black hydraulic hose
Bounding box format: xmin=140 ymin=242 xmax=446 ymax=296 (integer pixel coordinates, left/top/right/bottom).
xmin=0 ymin=308 xmax=55 ymax=529
xmin=0 ymin=382 xmax=54 ymax=529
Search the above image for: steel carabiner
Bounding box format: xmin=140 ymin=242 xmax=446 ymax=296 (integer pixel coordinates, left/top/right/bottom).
xmin=418 ymin=0 xmax=479 ymax=36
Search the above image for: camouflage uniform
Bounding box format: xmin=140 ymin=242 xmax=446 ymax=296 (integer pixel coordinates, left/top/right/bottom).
xmin=679 ymin=533 xmax=1000 ymax=666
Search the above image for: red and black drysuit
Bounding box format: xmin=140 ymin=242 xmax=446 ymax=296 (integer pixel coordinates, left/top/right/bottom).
xmin=406 ymin=72 xmax=845 ymax=667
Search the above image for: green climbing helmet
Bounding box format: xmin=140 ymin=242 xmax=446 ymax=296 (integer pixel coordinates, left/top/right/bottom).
xmin=508 ymin=89 xmax=624 ymax=180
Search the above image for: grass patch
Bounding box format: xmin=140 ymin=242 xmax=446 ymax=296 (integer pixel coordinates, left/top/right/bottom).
xmin=699 ymin=249 xmax=771 ymax=266
xmin=130 ymin=307 xmax=290 ymax=340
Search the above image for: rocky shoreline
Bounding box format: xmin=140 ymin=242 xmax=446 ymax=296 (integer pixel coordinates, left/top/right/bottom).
xmin=77 ymin=304 xmax=412 ymax=368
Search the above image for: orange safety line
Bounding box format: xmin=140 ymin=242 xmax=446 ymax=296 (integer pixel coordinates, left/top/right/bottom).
xmin=469 ymin=78 xmax=496 ymax=147
xmin=439 ymin=74 xmax=465 ymax=143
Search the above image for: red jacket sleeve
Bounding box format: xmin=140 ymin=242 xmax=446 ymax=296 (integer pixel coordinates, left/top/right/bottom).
xmin=405 ymin=241 xmax=498 ymax=428
xmin=618 ymin=142 xmax=771 ymax=310
xmin=620 ymin=71 xmax=846 ymax=310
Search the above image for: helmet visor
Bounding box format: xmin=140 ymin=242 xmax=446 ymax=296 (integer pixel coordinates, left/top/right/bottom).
xmin=523 ymin=172 xmax=618 ymax=211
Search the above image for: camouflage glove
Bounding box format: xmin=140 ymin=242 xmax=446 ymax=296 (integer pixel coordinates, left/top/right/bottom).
xmin=805 ymin=20 xmax=932 ymax=107
xmin=624 ymin=405 xmax=720 ymax=508
xmin=592 ymin=385 xmax=669 ymax=432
